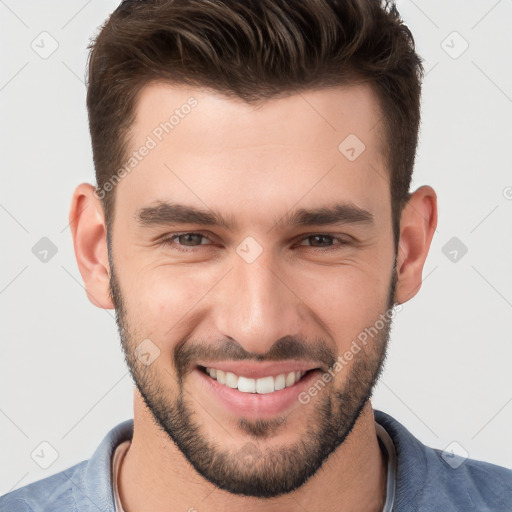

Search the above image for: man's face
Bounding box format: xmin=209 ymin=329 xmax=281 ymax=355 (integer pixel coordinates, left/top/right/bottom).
xmin=108 ymin=83 xmax=398 ymax=497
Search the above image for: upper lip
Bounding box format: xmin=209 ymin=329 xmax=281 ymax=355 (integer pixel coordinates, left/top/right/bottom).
xmin=195 ymin=360 xmax=321 ymax=379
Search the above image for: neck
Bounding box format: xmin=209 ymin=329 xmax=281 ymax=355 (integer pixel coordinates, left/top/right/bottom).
xmin=118 ymin=391 xmax=387 ymax=512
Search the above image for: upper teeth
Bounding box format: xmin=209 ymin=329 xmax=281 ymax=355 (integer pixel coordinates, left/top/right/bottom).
xmin=205 ymin=367 xmax=306 ymax=394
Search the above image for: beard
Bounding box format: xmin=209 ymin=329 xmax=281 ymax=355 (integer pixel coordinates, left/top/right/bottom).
xmin=108 ymin=252 xmax=398 ymax=498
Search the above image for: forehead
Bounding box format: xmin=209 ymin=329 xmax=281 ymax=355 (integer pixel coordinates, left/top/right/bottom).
xmin=115 ymin=82 xmax=389 ymax=229
xmin=132 ymin=81 xmax=384 ymax=153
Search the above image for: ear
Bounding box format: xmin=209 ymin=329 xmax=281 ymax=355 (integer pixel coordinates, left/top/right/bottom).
xmin=395 ymin=185 xmax=438 ymax=304
xmin=68 ymin=183 xmax=114 ymax=309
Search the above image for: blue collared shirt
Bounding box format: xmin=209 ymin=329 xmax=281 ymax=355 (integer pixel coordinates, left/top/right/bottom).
xmin=2 ymin=410 xmax=511 ymax=511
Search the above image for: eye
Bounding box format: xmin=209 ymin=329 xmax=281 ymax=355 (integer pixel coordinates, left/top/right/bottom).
xmin=296 ymin=234 xmax=350 ymax=251
xmin=160 ymin=232 xmax=213 ymax=252
xmin=159 ymin=232 xmax=350 ymax=253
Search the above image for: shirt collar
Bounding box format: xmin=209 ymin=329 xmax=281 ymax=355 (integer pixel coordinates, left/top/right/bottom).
xmin=81 ymin=411 xmax=408 ymax=511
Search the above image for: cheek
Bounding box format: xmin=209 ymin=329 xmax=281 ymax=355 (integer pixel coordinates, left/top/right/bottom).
xmin=288 ymin=264 xmax=390 ymax=348
xmin=124 ymin=265 xmax=216 ymax=342
xmin=121 ymin=243 xmax=393 ymax=355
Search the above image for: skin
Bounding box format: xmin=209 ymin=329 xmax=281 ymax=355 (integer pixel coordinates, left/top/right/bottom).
xmin=69 ymin=82 xmax=437 ymax=511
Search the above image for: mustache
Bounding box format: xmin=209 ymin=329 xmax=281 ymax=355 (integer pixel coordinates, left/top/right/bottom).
xmin=174 ymin=335 xmax=337 ymax=378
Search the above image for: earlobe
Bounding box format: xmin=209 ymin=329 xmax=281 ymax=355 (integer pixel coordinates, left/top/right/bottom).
xmin=394 ymin=185 xmax=438 ymax=304
xmin=68 ymin=183 xmax=114 ymax=309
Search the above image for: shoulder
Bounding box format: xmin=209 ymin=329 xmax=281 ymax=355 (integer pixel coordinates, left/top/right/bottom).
xmin=0 ymin=461 xmax=86 ymax=512
xmin=427 ymin=446 xmax=512 ymax=509
xmin=0 ymin=419 xmax=133 ymax=512
xmin=374 ymin=409 xmax=512 ymax=512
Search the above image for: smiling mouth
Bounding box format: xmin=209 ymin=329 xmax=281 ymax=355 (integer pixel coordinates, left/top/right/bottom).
xmin=197 ymin=365 xmax=319 ymax=394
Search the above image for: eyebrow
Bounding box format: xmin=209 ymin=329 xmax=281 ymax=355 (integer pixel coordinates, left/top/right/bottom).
xmin=135 ymin=201 xmax=374 ymax=231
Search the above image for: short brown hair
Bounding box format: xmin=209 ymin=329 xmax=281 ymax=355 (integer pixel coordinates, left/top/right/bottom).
xmin=87 ymin=0 xmax=423 ymax=252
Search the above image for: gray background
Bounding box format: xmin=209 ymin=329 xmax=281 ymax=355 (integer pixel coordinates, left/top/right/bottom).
xmin=1 ymin=0 xmax=511 ymax=494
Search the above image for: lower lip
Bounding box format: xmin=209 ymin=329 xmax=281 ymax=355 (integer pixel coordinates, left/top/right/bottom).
xmin=193 ymin=367 xmax=322 ymax=419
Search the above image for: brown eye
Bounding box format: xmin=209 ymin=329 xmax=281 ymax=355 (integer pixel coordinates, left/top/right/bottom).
xmin=175 ymin=233 xmax=205 ymax=246
xmin=298 ymin=234 xmax=349 ymax=250
xmin=305 ymin=235 xmax=335 ymax=247
xmin=160 ymin=232 xmax=213 ymax=252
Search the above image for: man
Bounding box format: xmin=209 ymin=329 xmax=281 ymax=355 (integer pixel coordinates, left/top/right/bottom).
xmin=2 ymin=0 xmax=511 ymax=510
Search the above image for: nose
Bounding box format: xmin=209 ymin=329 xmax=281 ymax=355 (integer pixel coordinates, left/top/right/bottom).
xmin=214 ymin=246 xmax=304 ymax=355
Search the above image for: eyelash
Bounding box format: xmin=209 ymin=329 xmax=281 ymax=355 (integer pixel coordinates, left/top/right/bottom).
xmin=159 ymin=231 xmax=350 ymax=253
